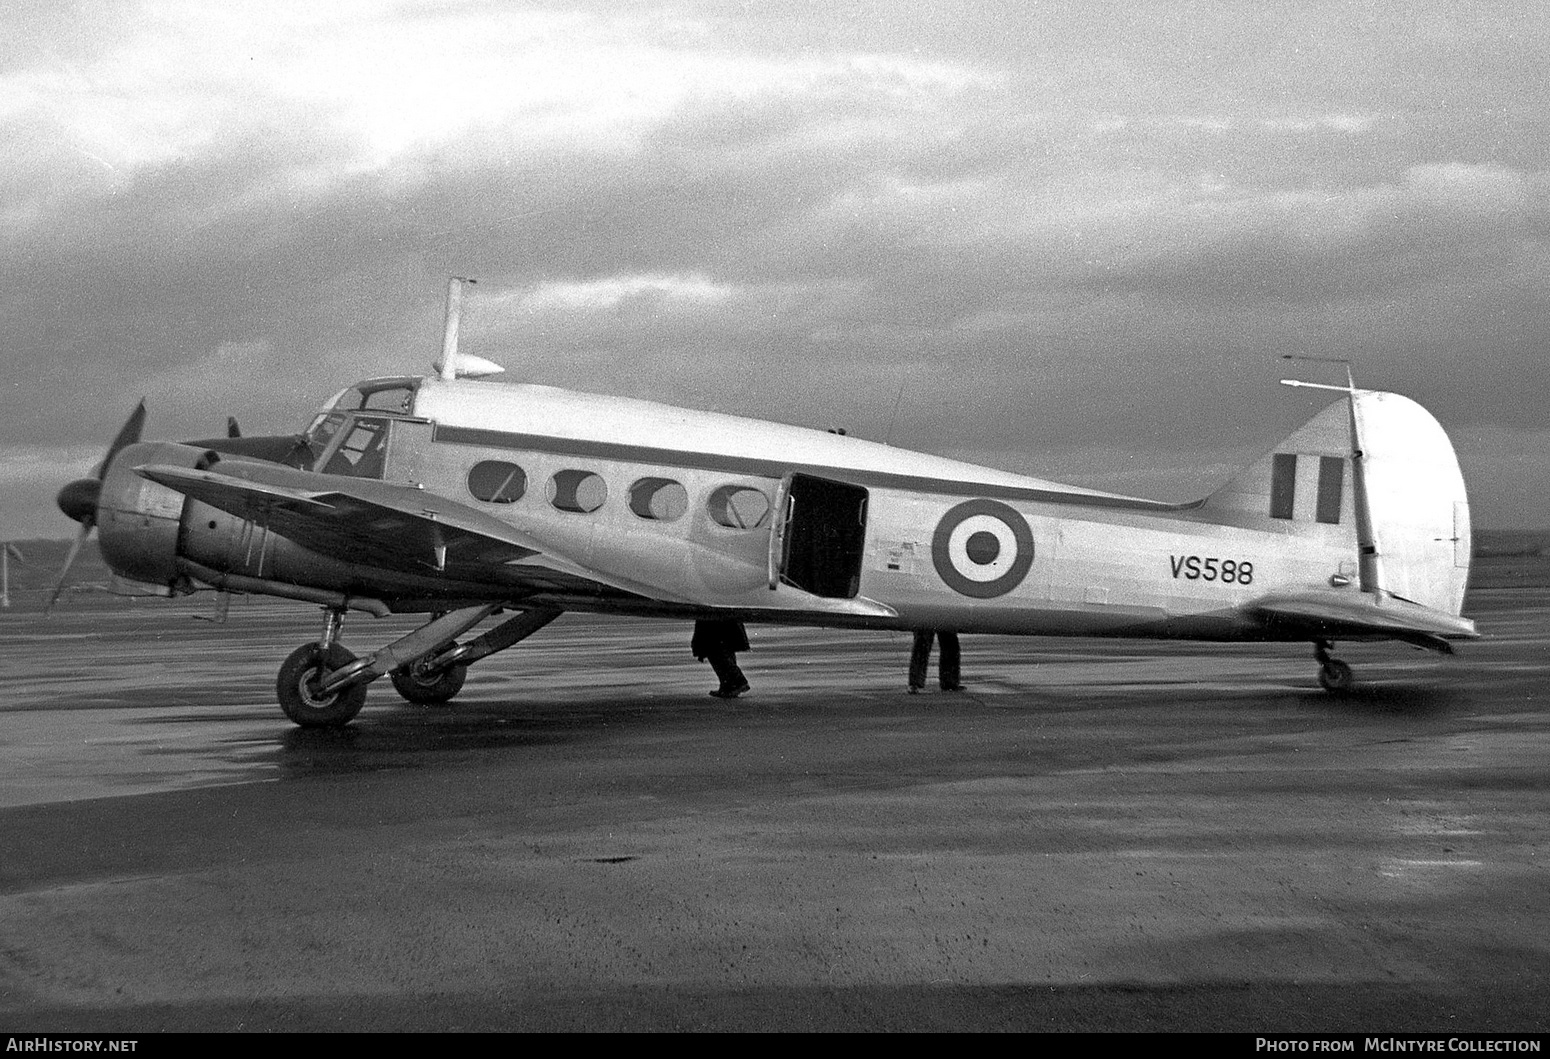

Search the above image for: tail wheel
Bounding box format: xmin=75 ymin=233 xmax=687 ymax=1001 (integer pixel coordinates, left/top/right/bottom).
xmin=390 ymin=649 xmax=468 ymax=706
xmin=1318 ymin=659 xmax=1355 ymax=694
xmin=277 ymin=642 xmax=368 ymax=728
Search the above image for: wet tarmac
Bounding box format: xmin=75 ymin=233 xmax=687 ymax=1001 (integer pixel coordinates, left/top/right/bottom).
xmin=1 ymin=584 xmax=1546 ymax=1031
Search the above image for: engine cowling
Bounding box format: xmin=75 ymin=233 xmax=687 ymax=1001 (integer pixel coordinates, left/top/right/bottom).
xmin=96 ymin=441 xmax=218 ymax=590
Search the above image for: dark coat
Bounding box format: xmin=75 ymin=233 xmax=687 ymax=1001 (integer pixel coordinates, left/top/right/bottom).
xmin=692 ymin=619 xmax=750 ymax=660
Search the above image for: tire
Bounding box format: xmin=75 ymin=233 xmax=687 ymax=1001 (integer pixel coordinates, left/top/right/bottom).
xmin=390 ymin=652 xmax=468 ymax=705
xmin=277 ymin=642 xmax=368 ymax=728
xmin=1318 ymin=659 xmax=1355 ymax=694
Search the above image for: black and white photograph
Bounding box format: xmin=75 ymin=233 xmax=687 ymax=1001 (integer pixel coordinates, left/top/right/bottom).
xmin=1 ymin=0 xmax=1546 ymax=1036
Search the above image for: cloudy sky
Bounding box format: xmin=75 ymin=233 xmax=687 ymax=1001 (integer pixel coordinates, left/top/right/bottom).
xmin=3 ymin=0 xmax=1547 ymax=540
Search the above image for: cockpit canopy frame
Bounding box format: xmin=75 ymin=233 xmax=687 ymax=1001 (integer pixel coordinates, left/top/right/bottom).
xmin=304 ymin=377 xmax=427 ymax=479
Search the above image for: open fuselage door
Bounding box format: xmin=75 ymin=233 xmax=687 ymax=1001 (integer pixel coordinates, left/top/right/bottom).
xmin=768 ymin=473 xmax=868 ymax=599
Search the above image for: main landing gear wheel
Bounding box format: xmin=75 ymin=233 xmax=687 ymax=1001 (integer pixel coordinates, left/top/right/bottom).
xmin=277 ymin=642 xmax=368 ymax=728
xmin=390 ymin=649 xmax=468 ymax=706
xmin=1318 ymin=659 xmax=1355 ymax=694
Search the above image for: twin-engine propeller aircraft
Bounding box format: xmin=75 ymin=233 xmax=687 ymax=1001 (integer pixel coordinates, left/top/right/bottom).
xmin=52 ymin=293 xmax=1477 ymax=727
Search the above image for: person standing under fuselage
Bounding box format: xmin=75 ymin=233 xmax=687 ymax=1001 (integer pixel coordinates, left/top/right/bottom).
xmin=908 ymin=630 xmax=964 ymax=693
xmin=693 ymin=618 xmax=751 ymax=699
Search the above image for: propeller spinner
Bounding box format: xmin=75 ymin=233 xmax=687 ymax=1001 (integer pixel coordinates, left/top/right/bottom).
xmin=49 ymin=400 xmax=146 ymax=610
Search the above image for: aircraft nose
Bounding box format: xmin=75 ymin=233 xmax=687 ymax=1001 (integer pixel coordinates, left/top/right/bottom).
xmin=57 ymin=477 xmax=102 ymax=525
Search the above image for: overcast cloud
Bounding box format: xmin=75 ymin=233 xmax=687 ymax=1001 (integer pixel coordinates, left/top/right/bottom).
xmin=3 ymin=0 xmax=1547 ymax=539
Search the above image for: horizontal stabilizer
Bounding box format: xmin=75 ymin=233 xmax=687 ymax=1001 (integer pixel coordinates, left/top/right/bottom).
xmin=1246 ymin=590 xmax=1478 ymax=652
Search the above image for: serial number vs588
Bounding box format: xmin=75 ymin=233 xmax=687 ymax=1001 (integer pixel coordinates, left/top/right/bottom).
xmin=1170 ymin=555 xmax=1254 ymax=584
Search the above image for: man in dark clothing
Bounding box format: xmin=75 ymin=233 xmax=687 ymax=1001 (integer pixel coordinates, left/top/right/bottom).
xmin=693 ymin=618 xmax=751 ymax=699
xmin=908 ymin=630 xmax=964 ymax=693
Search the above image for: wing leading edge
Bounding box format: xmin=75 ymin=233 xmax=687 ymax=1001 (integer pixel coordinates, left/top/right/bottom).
xmin=137 ymin=462 xmax=746 ymax=605
xmin=135 ymin=461 xmax=546 ymax=572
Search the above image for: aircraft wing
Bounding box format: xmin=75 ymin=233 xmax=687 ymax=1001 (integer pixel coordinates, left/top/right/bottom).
xmin=135 ymin=461 xmax=705 ymax=603
xmin=136 ymin=462 xmax=547 ymax=571
xmin=1245 ymin=590 xmax=1479 ymax=652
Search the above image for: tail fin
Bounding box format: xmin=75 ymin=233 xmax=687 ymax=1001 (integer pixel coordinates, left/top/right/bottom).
xmin=1204 ymin=391 xmax=1471 ymax=617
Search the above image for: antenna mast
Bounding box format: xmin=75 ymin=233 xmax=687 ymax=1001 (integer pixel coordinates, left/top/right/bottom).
xmin=438 ymin=277 xmax=473 ymax=380
xmin=431 ymin=277 xmax=505 ymax=381
xmin=883 ymin=378 xmax=907 ymax=447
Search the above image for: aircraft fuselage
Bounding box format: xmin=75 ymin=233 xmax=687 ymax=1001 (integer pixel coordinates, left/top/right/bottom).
xmin=115 ymin=375 xmax=1420 ymax=644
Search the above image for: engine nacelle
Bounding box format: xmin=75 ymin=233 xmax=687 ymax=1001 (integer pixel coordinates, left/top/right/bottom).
xmin=96 ymin=441 xmax=218 ymax=590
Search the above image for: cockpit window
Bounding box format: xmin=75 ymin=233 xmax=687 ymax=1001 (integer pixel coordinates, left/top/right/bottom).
xmin=302 ymin=378 xmax=420 ymax=473
xmin=305 ymin=412 xmax=348 ymax=458
xmin=360 ymin=385 xmax=415 ymax=414
xmin=320 ymin=418 xmax=390 ymax=479
xmin=322 ymin=378 xmax=420 ymax=416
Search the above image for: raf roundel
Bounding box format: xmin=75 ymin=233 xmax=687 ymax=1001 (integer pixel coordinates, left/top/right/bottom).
xmin=930 ymin=498 xmax=1035 ymax=598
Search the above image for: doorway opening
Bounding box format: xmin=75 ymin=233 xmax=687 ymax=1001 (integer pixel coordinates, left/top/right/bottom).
xmin=778 ymin=474 xmax=868 ymax=599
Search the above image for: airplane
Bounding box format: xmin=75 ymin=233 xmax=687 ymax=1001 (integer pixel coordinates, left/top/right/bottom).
xmin=51 ymin=283 xmax=1477 ymax=727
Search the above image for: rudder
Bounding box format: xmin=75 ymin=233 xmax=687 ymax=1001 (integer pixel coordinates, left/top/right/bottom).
xmin=1355 ymin=390 xmax=1470 ymax=616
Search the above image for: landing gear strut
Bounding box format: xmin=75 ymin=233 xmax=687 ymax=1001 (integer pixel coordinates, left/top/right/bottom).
xmin=390 ymin=647 xmax=468 ymax=705
xmin=273 ymin=605 xmax=564 ymax=727
xmin=1314 ymin=639 xmax=1355 ymax=694
xmin=388 ymin=607 xmax=560 ymax=706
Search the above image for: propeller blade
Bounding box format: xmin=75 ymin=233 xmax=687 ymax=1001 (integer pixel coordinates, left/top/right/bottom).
xmin=93 ymin=399 xmax=147 ymax=478
xmin=54 ymin=399 xmax=144 ymax=610
xmin=46 ymin=521 xmax=94 ymax=613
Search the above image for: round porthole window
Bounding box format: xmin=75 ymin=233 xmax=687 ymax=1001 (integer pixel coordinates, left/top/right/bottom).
xmin=707 ymin=485 xmax=771 ymax=529
xmin=549 ymin=469 xmax=608 ymax=513
xmin=629 ymin=477 xmax=689 ymax=522
xmin=467 ymin=461 xmax=527 ymax=503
